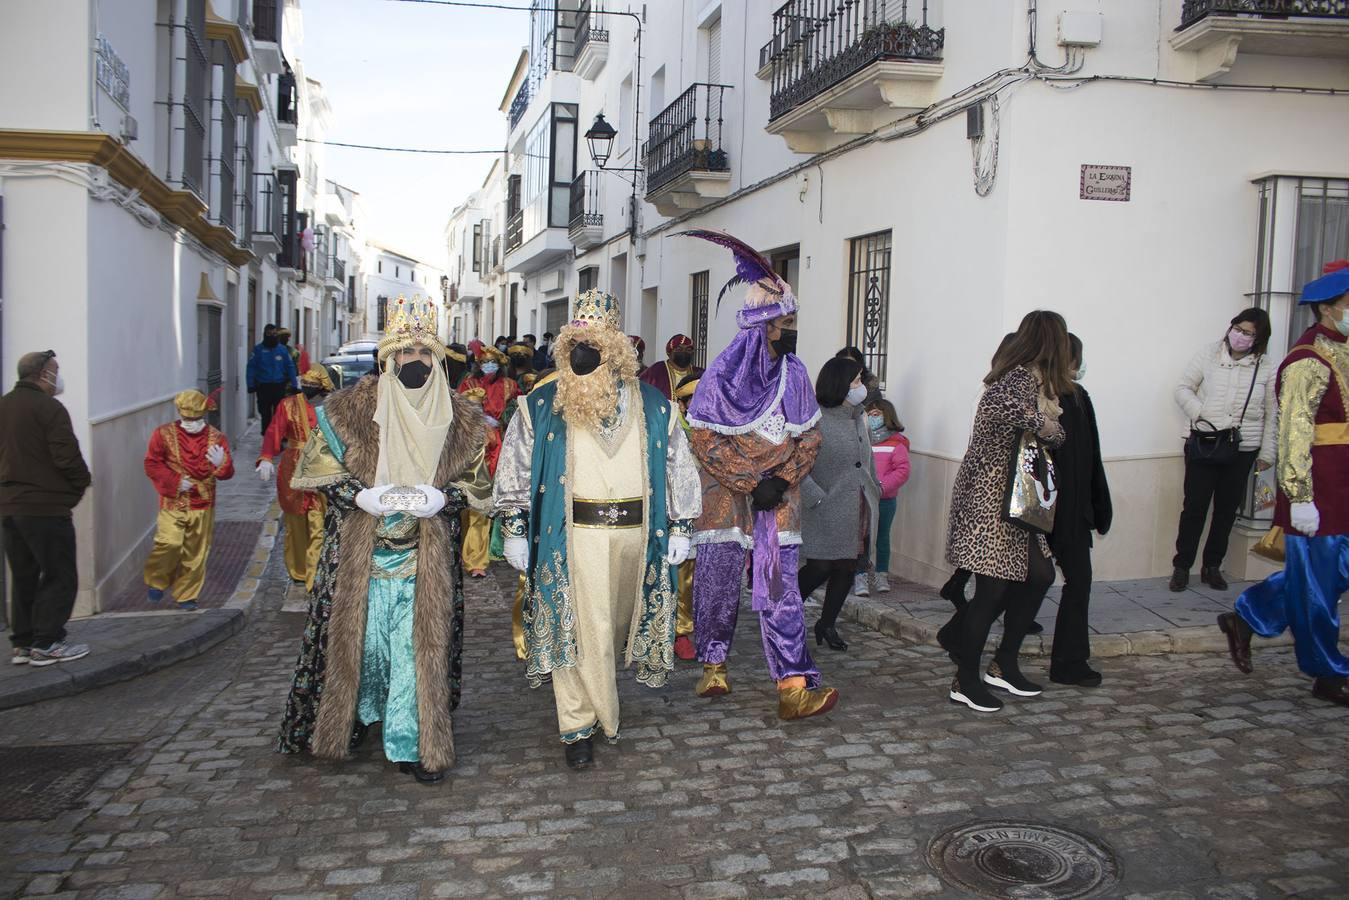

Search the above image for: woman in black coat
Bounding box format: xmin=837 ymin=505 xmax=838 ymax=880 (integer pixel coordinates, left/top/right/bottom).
xmin=1047 ymin=333 xmax=1113 ymax=687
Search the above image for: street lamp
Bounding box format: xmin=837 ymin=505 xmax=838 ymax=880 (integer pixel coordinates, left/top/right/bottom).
xmin=585 ymin=113 xmax=617 ymax=169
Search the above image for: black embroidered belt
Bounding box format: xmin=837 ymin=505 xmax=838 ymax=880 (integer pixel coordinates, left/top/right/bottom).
xmin=572 ymin=497 xmax=643 ymax=529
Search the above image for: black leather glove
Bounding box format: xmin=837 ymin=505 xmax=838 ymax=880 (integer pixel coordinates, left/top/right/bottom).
xmin=750 ymin=476 xmax=789 ymax=511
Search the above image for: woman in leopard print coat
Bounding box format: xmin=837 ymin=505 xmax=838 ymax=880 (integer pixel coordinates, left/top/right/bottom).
xmin=939 ymin=311 xmax=1071 ymax=713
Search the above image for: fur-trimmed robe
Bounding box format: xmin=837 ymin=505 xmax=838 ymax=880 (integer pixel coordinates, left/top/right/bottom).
xmin=278 ymin=375 xmax=485 ymax=772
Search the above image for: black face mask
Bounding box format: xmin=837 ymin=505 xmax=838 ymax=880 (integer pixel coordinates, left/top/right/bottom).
xmin=671 ymin=351 xmax=694 ymax=368
xmin=771 ymin=328 xmax=798 ymax=357
xmin=263 ymin=336 xmax=279 ymax=348
xmin=397 ymin=360 xmax=431 ymax=390
xmin=569 ymin=343 xmax=602 ymax=377
xmin=302 ymin=387 xmax=325 ymax=401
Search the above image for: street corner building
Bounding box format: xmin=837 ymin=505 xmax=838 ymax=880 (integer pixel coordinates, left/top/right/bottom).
xmin=492 ymin=289 xmax=702 ymax=757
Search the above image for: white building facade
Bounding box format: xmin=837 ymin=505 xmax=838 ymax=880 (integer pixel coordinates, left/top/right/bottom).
xmin=454 ymin=0 xmax=1349 ymax=586
xmin=362 ymin=243 xmax=447 ymax=344
xmin=0 ymin=0 xmax=356 ymax=615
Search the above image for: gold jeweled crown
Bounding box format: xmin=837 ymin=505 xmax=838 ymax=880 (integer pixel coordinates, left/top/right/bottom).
xmin=378 ymin=295 xmax=446 ymax=361
xmin=571 ymin=289 xmax=622 ymax=331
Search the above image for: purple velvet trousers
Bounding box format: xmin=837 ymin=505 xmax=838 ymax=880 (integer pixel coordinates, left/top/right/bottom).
xmin=693 ymin=541 xmax=820 ymax=687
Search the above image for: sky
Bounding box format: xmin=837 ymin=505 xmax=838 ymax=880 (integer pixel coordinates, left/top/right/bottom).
xmin=296 ymin=0 xmax=526 ymax=270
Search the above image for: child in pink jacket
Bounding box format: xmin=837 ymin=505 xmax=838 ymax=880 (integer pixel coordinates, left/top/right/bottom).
xmin=862 ymin=398 xmax=910 ymax=593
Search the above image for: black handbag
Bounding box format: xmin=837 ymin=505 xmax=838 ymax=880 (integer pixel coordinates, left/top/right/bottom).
xmin=1184 ymin=356 xmax=1260 ymax=466
xmin=1002 ymin=431 xmax=1058 ymax=535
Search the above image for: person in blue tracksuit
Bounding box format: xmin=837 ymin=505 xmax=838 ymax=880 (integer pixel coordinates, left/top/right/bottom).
xmin=247 ymin=324 xmax=298 ymax=435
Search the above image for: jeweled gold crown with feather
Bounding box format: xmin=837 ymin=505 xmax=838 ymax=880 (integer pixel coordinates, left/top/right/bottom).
xmin=571 ymin=290 xmax=622 ymax=331
xmin=378 ymin=295 xmax=446 ymax=361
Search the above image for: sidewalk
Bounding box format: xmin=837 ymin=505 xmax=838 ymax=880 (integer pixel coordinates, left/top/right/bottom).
xmin=0 ymin=422 xmax=280 ymax=710
xmin=836 ymin=573 xmax=1340 ymax=658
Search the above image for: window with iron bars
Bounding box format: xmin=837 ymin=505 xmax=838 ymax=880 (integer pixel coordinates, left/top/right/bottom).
xmin=846 ymin=230 xmax=893 ymax=390
xmin=472 ymin=224 xmax=482 ymax=273
xmin=181 ymin=0 xmax=209 ymax=197
xmin=208 ymin=39 xmax=237 ymax=232
xmin=691 ymin=271 xmax=710 ymax=369
xmin=1241 ymin=175 xmax=1349 ymax=523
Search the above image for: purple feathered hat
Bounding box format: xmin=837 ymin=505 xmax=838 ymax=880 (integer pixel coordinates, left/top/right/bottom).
xmin=679 ymin=229 xmax=818 ymax=436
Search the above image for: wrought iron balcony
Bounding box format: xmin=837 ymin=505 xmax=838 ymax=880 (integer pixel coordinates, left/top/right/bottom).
xmin=645 ymin=83 xmax=731 ymax=203
xmin=1180 ymin=0 xmax=1349 ymax=30
xmin=574 ymin=0 xmax=611 ymax=79
xmin=277 ymin=67 xmax=299 ymax=127
xmin=508 ymin=81 xmax=532 ymax=132
xmin=506 ymin=209 xmax=524 ymax=254
xmin=251 ymin=171 xmax=283 ymax=248
xmin=252 ymin=0 xmax=280 ymax=43
xmin=569 ymin=171 xmax=603 ymax=248
xmin=769 ymin=0 xmax=944 ymax=121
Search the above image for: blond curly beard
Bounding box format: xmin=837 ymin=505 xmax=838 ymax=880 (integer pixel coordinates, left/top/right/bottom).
xmin=552 ymin=323 xmax=639 ymax=432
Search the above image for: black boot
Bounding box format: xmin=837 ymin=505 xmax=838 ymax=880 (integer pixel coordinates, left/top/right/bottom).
xmin=984 ymin=654 xmax=1044 ymax=697
xmin=949 ymin=670 xmax=1003 ymax=713
xmin=814 ymin=621 xmax=848 ymax=651
xmin=349 ymin=722 xmax=369 ymax=752
xmin=1169 ymin=567 xmax=1189 ymax=592
xmin=564 ymin=737 xmax=594 ymax=770
xmin=397 ymin=762 xmax=445 ymax=785
xmin=1201 ymin=566 xmax=1228 ymax=591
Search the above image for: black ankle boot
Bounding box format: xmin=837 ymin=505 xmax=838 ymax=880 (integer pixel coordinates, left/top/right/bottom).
xmin=564 ymin=737 xmax=594 ymax=770
xmin=949 ymin=671 xmax=1003 ymax=712
xmin=985 ymin=655 xmax=1044 ymax=697
xmin=397 ymin=762 xmax=445 ymax=784
xmin=814 ymin=621 xmax=848 ymax=651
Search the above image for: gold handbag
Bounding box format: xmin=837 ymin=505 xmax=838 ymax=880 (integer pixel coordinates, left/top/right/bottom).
xmin=1002 ymin=431 xmax=1058 ymax=535
xmin=1252 ymin=525 xmax=1285 ymax=564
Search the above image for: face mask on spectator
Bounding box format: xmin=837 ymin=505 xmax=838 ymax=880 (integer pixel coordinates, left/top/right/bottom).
xmin=180 ymin=418 xmax=207 ymax=434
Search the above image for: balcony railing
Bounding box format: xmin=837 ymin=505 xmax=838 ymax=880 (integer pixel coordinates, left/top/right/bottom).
xmin=575 ymin=1 xmax=609 ymax=58
xmin=1180 ymin=0 xmax=1349 ymax=29
xmin=768 ymin=0 xmax=945 ymax=121
xmin=331 ymin=256 xmax=346 ymax=283
xmin=277 ymin=67 xmax=299 ymax=126
xmin=492 ymin=234 xmax=502 ymax=269
xmin=569 ymin=171 xmax=603 ymax=229
xmin=508 ymin=80 xmax=532 ymax=131
xmin=506 ymin=209 xmax=524 ymax=253
xmin=235 ymin=186 xmax=253 ymax=249
xmin=645 ymin=83 xmax=731 ymax=194
xmin=252 ymin=0 xmax=280 ymax=43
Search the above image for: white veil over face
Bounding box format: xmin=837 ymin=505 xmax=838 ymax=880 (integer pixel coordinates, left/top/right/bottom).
xmin=373 ymin=345 xmax=454 ymax=487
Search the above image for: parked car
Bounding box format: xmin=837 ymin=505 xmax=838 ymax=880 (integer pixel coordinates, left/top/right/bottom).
xmin=337 ymin=339 xmax=379 ymax=357
xmin=322 ymin=353 xmax=377 ymax=389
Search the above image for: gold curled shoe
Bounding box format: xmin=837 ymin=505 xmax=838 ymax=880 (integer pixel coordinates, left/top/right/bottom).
xmin=777 ymin=685 xmax=840 ymax=721
xmin=695 ymin=663 xmax=731 ymax=698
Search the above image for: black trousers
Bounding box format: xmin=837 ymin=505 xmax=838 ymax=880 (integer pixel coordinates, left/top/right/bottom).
xmin=1172 ymin=450 xmax=1258 ymax=570
xmin=798 ymin=557 xmax=856 ymax=630
xmin=4 ymin=515 xmax=78 ymax=649
xmin=1049 ymin=538 xmax=1093 ymax=667
xmin=256 ymin=382 xmax=288 ymax=436
xmin=941 ymin=543 xmax=1055 ymax=678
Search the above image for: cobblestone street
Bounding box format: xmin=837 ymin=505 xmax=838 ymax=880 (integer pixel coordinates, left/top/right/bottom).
xmin=2 ymin=545 xmax=1347 ymax=899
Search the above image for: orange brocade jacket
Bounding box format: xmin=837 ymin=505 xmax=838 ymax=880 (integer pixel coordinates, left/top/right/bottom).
xmin=260 ymin=394 xmax=321 ymax=515
xmin=144 ymin=423 xmax=235 ymax=511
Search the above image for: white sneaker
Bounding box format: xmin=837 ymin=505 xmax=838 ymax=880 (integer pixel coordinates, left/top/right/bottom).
xmin=29 ymin=641 xmax=90 ymax=667
xmin=874 ymin=573 xmax=890 ymax=593
xmin=852 ymin=574 xmax=869 ymax=597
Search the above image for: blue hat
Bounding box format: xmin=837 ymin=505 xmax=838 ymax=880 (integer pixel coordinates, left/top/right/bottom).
xmin=1300 ymin=260 xmax=1349 ymax=304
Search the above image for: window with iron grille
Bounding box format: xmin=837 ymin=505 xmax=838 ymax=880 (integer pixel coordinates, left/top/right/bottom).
xmin=182 ymin=0 xmax=209 ymax=197
xmin=578 ymin=265 xmax=599 ymax=294
xmin=846 ymin=230 xmax=893 ymax=390
xmin=377 ymin=295 xmax=389 ymax=331
xmin=209 ymin=40 xmax=237 ymax=231
xmin=691 ymin=270 xmax=710 ymax=369
xmin=234 ymin=106 xmax=254 ymax=247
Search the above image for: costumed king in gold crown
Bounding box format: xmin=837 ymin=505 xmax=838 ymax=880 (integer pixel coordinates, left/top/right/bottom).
xmin=493 ymin=289 xmax=702 ymax=770
xmin=277 ymin=296 xmax=491 ymax=785
xmin=143 ymin=390 xmax=234 ymax=611
xmin=256 ymin=365 xmax=335 ymax=590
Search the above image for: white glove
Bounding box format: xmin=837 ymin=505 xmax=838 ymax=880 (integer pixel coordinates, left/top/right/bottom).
xmin=666 ymin=534 xmax=691 ymax=566
xmin=178 ymin=477 xmax=194 ymax=494
xmin=504 ymin=536 xmax=529 ymax=572
xmin=411 ymin=484 xmax=448 ymax=519
xmin=483 ymin=415 xmax=501 ymax=430
xmin=206 ymin=444 xmax=226 ymax=468
xmin=1291 ymin=501 xmax=1320 ymax=537
xmin=256 ymin=459 xmax=274 ymax=482
xmin=355 ymin=484 xmax=395 ymax=517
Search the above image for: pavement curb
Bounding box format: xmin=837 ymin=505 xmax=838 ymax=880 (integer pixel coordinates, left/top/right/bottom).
xmin=0 ymin=608 xmax=246 ymax=711
xmin=838 ymin=592 xmax=1298 ymax=658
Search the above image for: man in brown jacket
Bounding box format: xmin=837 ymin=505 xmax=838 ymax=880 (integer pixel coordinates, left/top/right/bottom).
xmin=0 ymin=351 xmax=92 ymax=666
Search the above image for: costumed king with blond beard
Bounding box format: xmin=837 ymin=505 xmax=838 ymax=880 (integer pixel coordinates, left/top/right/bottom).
xmin=257 ymin=366 xmax=334 ymax=590
xmin=277 ymin=297 xmax=490 ymax=785
xmin=459 ymin=345 xmax=520 ymax=577
xmin=494 ymin=290 xmax=702 ymax=770
xmin=681 ymin=230 xmax=839 ymax=721
xmin=143 ymin=390 xmax=234 ymax=610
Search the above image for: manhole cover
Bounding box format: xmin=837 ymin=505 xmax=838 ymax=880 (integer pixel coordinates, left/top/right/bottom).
xmin=928 ymin=820 xmax=1121 ymax=899
xmin=0 ymin=743 xmax=136 ymax=821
